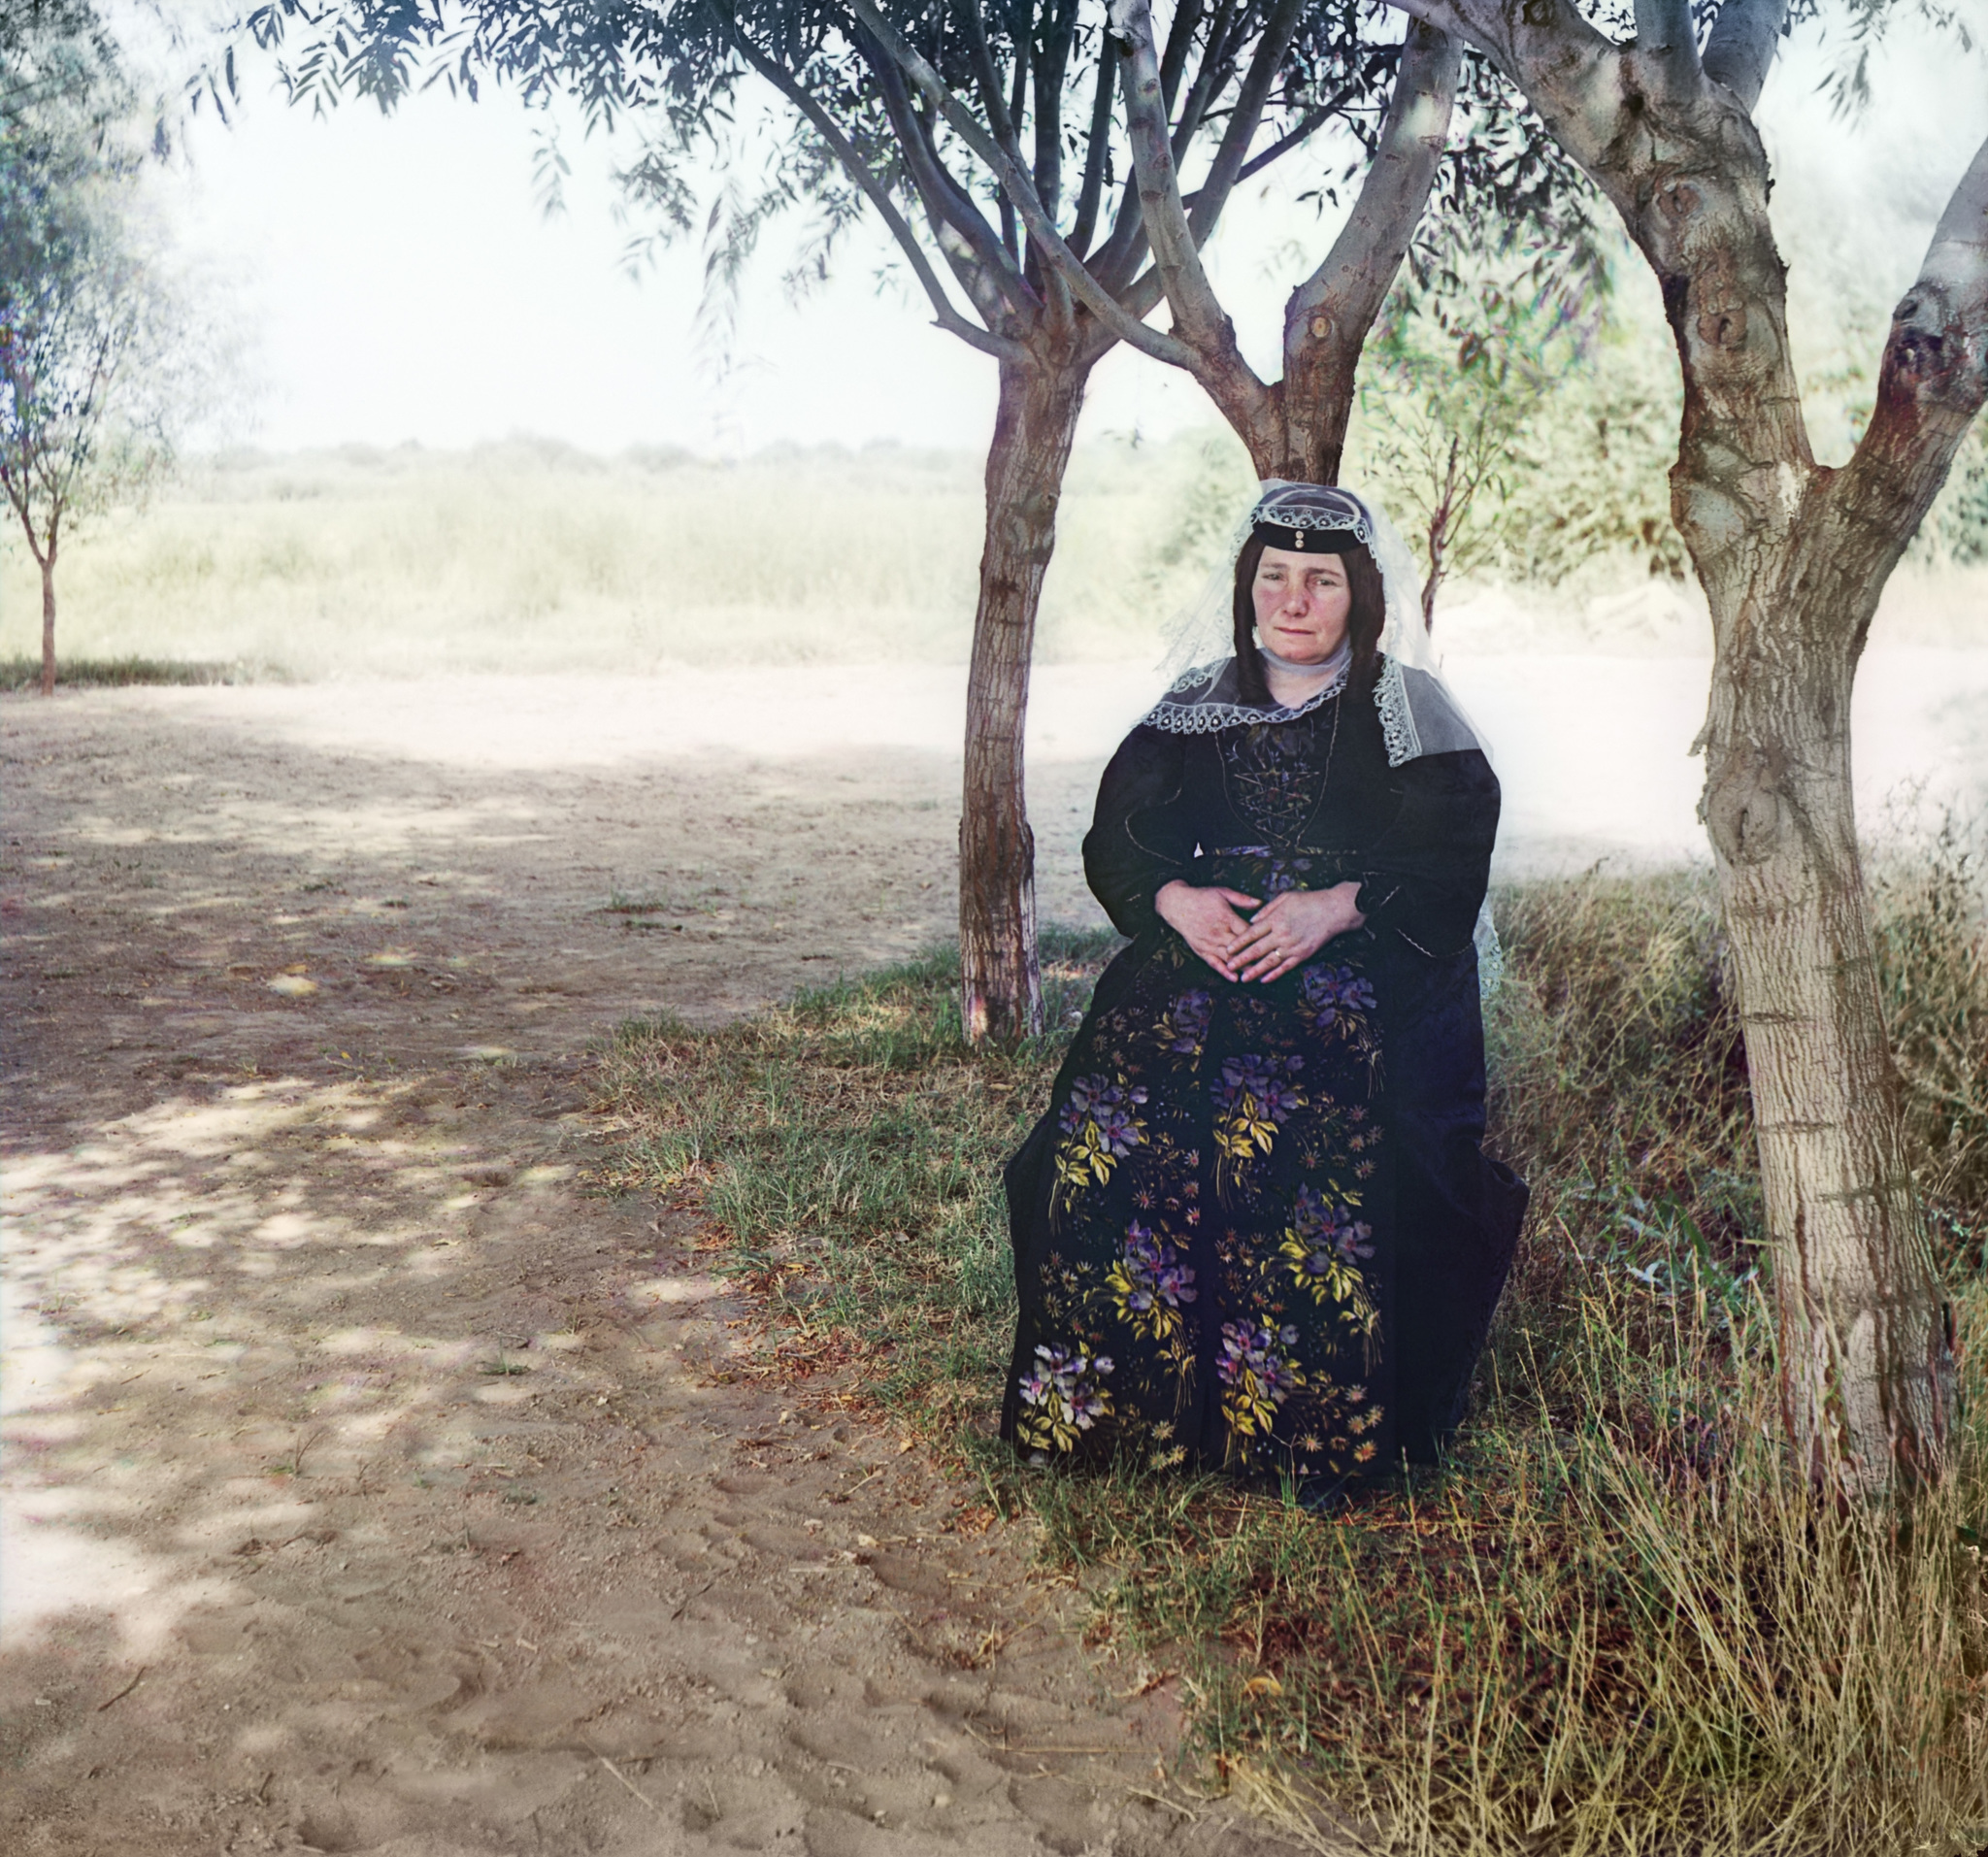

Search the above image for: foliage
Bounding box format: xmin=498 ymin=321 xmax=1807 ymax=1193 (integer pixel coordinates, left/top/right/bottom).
xmin=1346 ymin=256 xmax=1689 ymax=613
xmin=1352 ymin=275 xmax=1570 ymax=619
xmin=1871 ymin=812 xmax=1988 ymax=1222
xmin=0 ymin=651 xmax=267 ymax=688
xmin=0 ymin=1 xmax=207 ymax=686
xmin=1913 ymin=426 xmax=1988 ymax=567
xmin=595 ymin=928 xmax=1114 ymax=1427
xmin=244 ymin=0 xmax=1393 ymax=346
xmin=0 ymin=169 xmax=179 ymax=540
xmin=599 ymin=851 xmax=1988 ymax=1854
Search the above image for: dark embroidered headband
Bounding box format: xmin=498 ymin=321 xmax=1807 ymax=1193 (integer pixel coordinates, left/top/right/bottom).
xmin=1249 ymin=485 xmax=1373 ymax=554
xmin=1251 ymin=519 xmax=1358 ymax=554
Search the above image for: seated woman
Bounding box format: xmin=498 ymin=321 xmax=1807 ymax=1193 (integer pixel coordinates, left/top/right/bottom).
xmin=999 ymin=482 xmax=1528 ymax=1498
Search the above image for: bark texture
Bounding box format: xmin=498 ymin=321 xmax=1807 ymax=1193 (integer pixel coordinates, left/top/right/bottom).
xmin=960 ymin=346 xmax=1096 ymax=1045
xmin=1390 ymin=0 xmax=1986 ymax=1496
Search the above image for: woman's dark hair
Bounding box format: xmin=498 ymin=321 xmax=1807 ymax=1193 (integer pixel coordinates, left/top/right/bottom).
xmin=1231 ymin=530 xmax=1386 ymax=705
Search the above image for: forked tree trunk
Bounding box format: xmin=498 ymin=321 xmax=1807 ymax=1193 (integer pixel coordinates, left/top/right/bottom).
xmin=959 ymin=344 xmax=1094 ymax=1045
xmin=1120 ymin=17 xmax=1460 ymax=494
xmin=1625 ymin=100 xmax=1974 ymax=1499
xmin=1347 ymin=0 xmax=1984 ymax=1507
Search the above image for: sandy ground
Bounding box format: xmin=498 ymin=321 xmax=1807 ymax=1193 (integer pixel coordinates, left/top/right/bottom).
xmin=5 ymin=655 xmax=1984 ymax=1856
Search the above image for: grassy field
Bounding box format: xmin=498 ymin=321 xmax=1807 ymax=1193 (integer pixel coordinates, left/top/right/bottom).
xmin=0 ymin=432 xmax=1258 ymax=680
xmin=10 ymin=433 xmax=1978 ymax=685
xmin=596 ymin=840 xmax=1988 ymax=1855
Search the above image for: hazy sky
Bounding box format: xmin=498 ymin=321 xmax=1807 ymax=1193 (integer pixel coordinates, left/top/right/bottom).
xmin=162 ymin=13 xmax=1986 ymax=458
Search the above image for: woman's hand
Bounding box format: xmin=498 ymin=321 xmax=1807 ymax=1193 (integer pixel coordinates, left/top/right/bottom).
xmin=1230 ymin=881 xmax=1367 ymax=984
xmin=1154 ymin=879 xmax=1262 ymax=983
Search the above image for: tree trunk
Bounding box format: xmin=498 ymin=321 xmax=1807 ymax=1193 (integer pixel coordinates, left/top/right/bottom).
xmin=959 ymin=343 xmax=1094 ymax=1045
xmin=39 ymin=546 xmax=56 ymax=697
xmin=1699 ymin=567 xmax=1955 ymax=1499
xmin=1628 ymin=101 xmax=1965 ymax=1499
xmin=1370 ymin=0 xmax=1982 ymax=1506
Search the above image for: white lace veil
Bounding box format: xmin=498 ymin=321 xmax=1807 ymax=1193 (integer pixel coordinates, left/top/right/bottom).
xmin=1149 ymin=480 xmax=1490 ymax=766
xmin=1145 ymin=480 xmax=1505 ymax=988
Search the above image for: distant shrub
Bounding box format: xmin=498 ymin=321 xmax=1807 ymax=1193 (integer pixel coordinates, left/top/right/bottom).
xmin=0 ymin=654 xmax=277 ymax=690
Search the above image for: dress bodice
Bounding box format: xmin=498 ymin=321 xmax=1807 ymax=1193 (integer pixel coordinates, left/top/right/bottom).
xmin=1219 ymin=708 xmax=1341 ymax=849
xmin=1080 ymin=661 xmax=1501 ymax=963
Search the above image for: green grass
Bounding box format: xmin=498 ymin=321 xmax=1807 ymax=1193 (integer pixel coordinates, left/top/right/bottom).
xmin=0 ymin=654 xmax=281 ymax=690
xmin=598 ymin=857 xmax=1988 ymax=1856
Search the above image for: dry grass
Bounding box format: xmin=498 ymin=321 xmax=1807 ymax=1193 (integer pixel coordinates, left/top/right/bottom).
xmin=0 ymin=432 xmax=1246 ymax=680
xmin=602 ymin=855 xmax=1988 ymax=1852
xmin=9 ymin=430 xmax=1977 ymax=683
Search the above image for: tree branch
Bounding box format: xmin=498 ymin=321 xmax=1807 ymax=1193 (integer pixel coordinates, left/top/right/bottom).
xmin=1068 ymin=45 xmax=1116 ymax=257
xmin=1005 ymin=47 xmax=1028 ymax=259
xmin=1372 ymin=0 xmax=1614 ymax=106
xmin=1033 ymin=0 xmax=1076 ymax=224
xmin=957 ymin=0 xmax=1022 ymax=159
xmin=1833 ymin=130 xmax=1988 ymax=592
xmin=849 ymin=0 xmax=1200 ymax=369
xmin=864 ymin=45 xmax=1037 ymax=320
xmin=1702 ymin=0 xmax=1788 ymax=114
xmin=1168 ymin=0 xmax=1238 ymax=162
xmin=1109 ymin=0 xmax=1273 ymax=429
xmin=1634 ymin=0 xmax=1701 ymax=97
xmin=728 ymin=27 xmax=1026 ymax=362
xmin=954 ymin=0 xmax=1024 ymax=258
xmin=1187 ymin=0 xmax=1304 ymax=245
xmin=1279 ymin=21 xmax=1460 ymax=479
xmin=1157 ymin=0 xmax=1207 ymax=114
xmin=1230 ymin=82 xmax=1361 ymax=186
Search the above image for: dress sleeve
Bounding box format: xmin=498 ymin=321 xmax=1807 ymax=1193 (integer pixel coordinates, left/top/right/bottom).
xmin=1353 ymin=748 xmax=1500 ymax=960
xmin=1081 ymin=726 xmax=1196 ymax=939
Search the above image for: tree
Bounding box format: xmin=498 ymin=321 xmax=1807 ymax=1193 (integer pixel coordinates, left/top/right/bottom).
xmin=244 ymin=0 xmax=1469 ymax=1043
xmin=1 ymin=3 xmax=180 ymax=696
xmin=1348 ymin=263 xmax=1691 ymax=617
xmin=1355 ymin=0 xmax=1985 ymax=1499
xmin=1101 ymin=0 xmax=1605 ymax=489
xmin=1355 ymin=274 xmax=1574 ymax=623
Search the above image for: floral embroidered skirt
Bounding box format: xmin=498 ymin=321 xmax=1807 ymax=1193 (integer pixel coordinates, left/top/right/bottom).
xmin=1000 ymin=901 xmax=1399 ymax=1488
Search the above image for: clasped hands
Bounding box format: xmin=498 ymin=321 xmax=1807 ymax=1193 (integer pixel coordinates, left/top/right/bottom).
xmin=1154 ymin=879 xmax=1367 ymax=985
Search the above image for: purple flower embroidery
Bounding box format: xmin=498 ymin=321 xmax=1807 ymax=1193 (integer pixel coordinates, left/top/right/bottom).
xmin=1289 ymin=1183 xmax=1375 ymax=1278
xmin=1214 ymin=1053 xmax=1304 ymax=1126
xmin=1015 ymin=1344 xmax=1116 ymax=1452
xmin=1211 ymin=1052 xmax=1307 ymax=1167
xmin=1164 ymin=989 xmax=1212 ymax=1054
xmin=1299 ymin=962 xmax=1376 ymax=1027
xmin=1216 ymin=1321 xmax=1305 ymax=1439
xmin=1059 ymin=1075 xmax=1148 ymax=1154
xmin=1112 ymin=1220 xmax=1198 ymax=1317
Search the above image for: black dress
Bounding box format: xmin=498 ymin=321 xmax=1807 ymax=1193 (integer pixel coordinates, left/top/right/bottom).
xmin=1000 ymin=656 xmax=1528 ymax=1486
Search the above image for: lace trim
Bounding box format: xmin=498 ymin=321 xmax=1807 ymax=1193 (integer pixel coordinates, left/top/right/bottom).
xmin=1375 ymin=657 xmax=1420 ymax=769
xmin=1256 ymin=506 xmax=1373 ymax=544
xmin=1143 ymin=659 xmax=1348 ymax=737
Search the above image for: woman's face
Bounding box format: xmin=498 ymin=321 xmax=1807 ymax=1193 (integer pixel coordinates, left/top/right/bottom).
xmin=1251 ymin=547 xmax=1352 ymax=663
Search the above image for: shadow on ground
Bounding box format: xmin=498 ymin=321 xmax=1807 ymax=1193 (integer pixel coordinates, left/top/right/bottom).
xmin=1 ymin=690 xmax=1308 ymax=1857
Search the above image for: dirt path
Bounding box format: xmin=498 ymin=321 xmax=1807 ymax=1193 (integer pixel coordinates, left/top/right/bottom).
xmin=1 ymin=685 xmax=1307 ymax=1857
